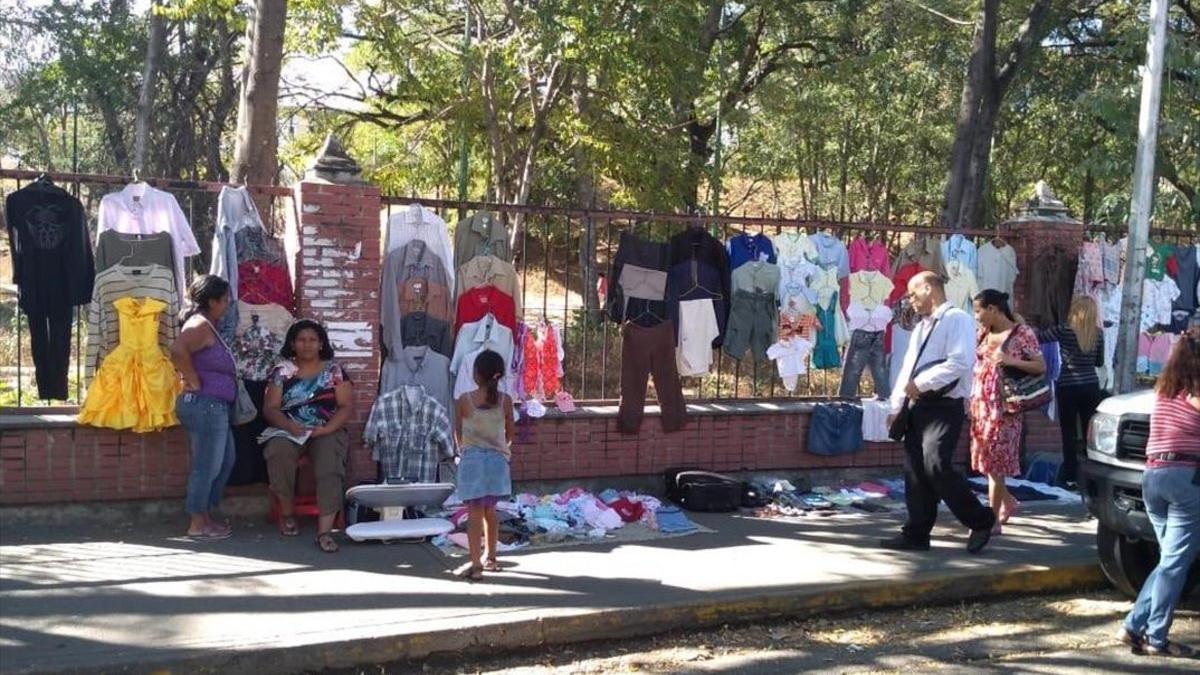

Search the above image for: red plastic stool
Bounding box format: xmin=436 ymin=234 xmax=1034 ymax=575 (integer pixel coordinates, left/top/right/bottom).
xmin=268 ymin=454 xmax=344 ymax=529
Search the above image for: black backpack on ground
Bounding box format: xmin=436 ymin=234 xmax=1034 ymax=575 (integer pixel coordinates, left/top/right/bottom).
xmin=662 ymin=467 xmax=742 ymax=512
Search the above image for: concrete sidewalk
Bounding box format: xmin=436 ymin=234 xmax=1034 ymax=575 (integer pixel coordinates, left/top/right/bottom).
xmin=0 ymin=502 xmax=1105 ymax=674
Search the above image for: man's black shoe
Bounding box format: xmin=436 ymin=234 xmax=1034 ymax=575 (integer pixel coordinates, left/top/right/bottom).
xmin=878 ymin=535 xmax=930 ymax=551
xmin=967 ymin=526 xmax=992 ymax=554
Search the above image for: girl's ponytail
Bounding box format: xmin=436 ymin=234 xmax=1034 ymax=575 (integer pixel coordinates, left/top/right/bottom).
xmin=473 ymin=349 xmax=506 ymax=407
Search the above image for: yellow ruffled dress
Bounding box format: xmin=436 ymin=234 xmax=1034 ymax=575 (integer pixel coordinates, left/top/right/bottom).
xmin=79 ymin=297 xmax=181 ymax=432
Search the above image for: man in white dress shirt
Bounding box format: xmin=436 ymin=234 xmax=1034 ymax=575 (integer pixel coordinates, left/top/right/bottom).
xmin=883 ymin=272 xmax=997 ymax=554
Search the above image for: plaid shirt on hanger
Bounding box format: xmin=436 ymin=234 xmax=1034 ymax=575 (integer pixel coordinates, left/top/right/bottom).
xmin=365 ymin=385 xmax=454 ymax=483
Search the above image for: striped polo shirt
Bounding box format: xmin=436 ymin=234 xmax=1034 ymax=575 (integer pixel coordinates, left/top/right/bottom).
xmin=1147 ymin=393 xmax=1200 ymax=468
xmin=1038 ymin=325 xmax=1103 ymax=388
xmin=85 ymin=264 xmax=179 ymax=381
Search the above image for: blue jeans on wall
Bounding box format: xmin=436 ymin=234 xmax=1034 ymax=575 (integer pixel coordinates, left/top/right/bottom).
xmin=1123 ymin=466 xmax=1200 ymax=649
xmin=839 ymin=329 xmax=890 ymax=398
xmin=177 ymin=393 xmax=237 ymax=515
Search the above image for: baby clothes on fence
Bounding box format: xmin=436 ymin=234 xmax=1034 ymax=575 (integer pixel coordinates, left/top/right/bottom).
xmin=78 ymin=297 xmax=181 ymax=432
xmin=944 ymin=260 xmax=979 ymax=312
xmin=941 ymin=233 xmax=978 ymax=275
xmin=779 ymin=309 xmax=821 ymax=342
xmin=727 ymin=232 xmax=777 ymax=270
xmin=772 ymin=231 xmax=817 ymax=264
xmin=848 ymin=271 xmax=893 ymax=310
xmin=812 ymin=295 xmax=844 ymax=369
xmin=848 ymin=236 xmax=890 ymax=274
xmin=676 ymin=299 xmax=719 ymax=377
xmin=777 ymin=258 xmax=820 ymax=309
xmin=521 ymin=322 xmax=564 ymax=399
xmin=766 ymin=337 xmax=813 ymax=393
xmin=1140 ymin=278 xmax=1181 ymax=332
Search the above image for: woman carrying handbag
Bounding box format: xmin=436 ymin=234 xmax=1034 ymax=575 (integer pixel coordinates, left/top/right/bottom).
xmin=969 ymin=290 xmax=1046 ymax=535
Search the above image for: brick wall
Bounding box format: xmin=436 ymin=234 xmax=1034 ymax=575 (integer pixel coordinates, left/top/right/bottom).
xmin=291 ymin=181 xmax=382 ymax=485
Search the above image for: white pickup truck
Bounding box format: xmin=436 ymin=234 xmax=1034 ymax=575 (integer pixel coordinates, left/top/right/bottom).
xmin=1083 ymin=389 xmax=1200 ymax=598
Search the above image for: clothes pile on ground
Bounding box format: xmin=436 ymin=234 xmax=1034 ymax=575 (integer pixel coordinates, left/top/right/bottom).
xmin=745 ymin=477 xmax=896 ymax=519
xmin=430 ymin=487 xmax=701 ymax=554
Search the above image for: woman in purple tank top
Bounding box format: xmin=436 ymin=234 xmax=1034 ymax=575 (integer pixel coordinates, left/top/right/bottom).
xmin=170 ymin=275 xmax=238 ymax=540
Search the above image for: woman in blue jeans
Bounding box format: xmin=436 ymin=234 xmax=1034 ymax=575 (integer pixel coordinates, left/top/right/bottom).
xmin=170 ymin=275 xmax=238 ymax=540
xmin=1121 ymin=327 xmax=1200 ymax=658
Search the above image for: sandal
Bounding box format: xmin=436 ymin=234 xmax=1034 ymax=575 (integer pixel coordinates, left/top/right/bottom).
xmin=315 ymin=531 xmax=339 ymax=553
xmin=279 ymin=516 xmax=300 ymax=537
xmin=456 ymin=564 xmax=484 ymax=581
xmin=483 ymin=559 xmax=505 ymax=572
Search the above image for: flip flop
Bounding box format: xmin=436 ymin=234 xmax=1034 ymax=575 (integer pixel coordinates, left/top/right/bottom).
xmin=279 ymin=516 xmax=300 ymax=537
xmin=315 ymin=531 xmax=339 ymax=553
xmin=483 ymin=559 xmax=506 ymax=572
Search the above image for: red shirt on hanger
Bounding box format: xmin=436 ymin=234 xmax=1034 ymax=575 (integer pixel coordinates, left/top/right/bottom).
xmin=456 ymin=285 xmax=517 ymax=334
xmin=238 ymin=260 xmax=294 ymax=310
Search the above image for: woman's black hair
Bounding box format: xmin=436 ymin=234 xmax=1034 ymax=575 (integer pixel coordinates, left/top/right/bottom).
xmin=185 ymin=274 xmax=230 ymax=320
xmin=473 ymin=349 xmax=505 ymax=407
xmin=280 ymin=319 xmax=336 ymax=361
xmin=974 ymin=289 xmax=1016 ymax=322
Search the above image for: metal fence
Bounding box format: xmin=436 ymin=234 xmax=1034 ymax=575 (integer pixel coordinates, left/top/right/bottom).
xmin=0 ymin=169 xmax=294 ymax=407
xmin=380 ymin=195 xmax=1011 ymax=403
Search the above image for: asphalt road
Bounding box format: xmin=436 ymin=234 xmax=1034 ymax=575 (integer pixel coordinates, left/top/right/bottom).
xmin=322 ymin=590 xmax=1200 ymax=674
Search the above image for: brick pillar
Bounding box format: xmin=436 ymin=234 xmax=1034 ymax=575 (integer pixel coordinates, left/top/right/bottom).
xmin=998 ymin=194 xmax=1084 ymax=320
xmin=290 ymin=179 xmax=382 ymax=484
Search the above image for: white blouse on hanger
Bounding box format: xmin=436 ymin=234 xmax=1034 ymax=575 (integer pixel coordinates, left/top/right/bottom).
xmin=98 ymin=183 xmax=200 ymax=302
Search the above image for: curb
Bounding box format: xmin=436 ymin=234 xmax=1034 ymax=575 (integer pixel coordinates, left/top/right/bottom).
xmin=62 ymin=561 xmax=1106 ymax=674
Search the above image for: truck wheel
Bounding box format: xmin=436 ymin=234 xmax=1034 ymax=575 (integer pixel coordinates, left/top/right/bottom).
xmin=1097 ymin=523 xmax=1200 ymax=599
xmin=1097 ymin=522 xmax=1156 ymax=598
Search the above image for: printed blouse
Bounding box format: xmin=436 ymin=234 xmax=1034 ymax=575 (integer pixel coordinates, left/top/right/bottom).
xmin=269 ymin=360 xmax=350 ymax=427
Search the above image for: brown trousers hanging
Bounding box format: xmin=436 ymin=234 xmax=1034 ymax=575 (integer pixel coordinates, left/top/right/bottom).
xmin=618 ymin=320 xmax=688 ymax=434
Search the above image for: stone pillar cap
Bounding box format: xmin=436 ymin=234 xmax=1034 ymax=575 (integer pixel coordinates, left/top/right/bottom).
xmin=1010 ymin=180 xmax=1078 ymax=223
xmin=305 ymin=134 xmax=366 ymax=185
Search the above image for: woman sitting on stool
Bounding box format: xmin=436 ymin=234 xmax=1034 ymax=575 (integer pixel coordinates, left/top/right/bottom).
xmin=262 ymin=319 xmax=353 ymax=552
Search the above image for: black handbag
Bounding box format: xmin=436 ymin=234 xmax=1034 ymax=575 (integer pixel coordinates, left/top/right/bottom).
xmin=996 ymin=330 xmax=1052 ymax=414
xmin=888 ymin=318 xmax=957 ymax=442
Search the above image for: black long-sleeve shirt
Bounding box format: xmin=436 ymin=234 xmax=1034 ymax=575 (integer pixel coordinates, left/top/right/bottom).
xmin=5 ymin=180 xmax=95 ymax=315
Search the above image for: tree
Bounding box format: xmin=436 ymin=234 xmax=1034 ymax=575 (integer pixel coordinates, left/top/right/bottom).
xmin=132 ymin=0 xmax=168 ymax=174
xmin=232 ymin=0 xmax=288 ymax=185
xmin=941 ymin=0 xmax=1055 ymax=230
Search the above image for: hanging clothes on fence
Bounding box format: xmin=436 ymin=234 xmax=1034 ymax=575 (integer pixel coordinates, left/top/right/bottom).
xmin=78 ymin=297 xmax=181 ymax=432
xmin=893 ymin=234 xmax=946 ymax=278
xmin=941 ymin=233 xmax=978 ymax=276
xmin=1025 ymin=244 xmax=1077 ymax=329
xmin=454 ymin=211 xmax=510 ymax=271
xmin=772 ymin=231 xmax=817 ymax=264
xmin=766 ymin=337 xmax=814 ymax=393
xmin=977 ymin=239 xmax=1018 ymax=297
xmin=776 ymin=257 xmax=820 ymax=313
xmin=237 ymin=260 xmax=293 ymax=309
xmin=451 ymin=313 xmax=516 ymax=399
xmin=809 ymin=230 xmax=851 ymax=311
xmin=381 ymin=345 xmax=453 ymax=418
xmin=456 ymin=254 xmax=522 ymax=319
xmin=399 ymin=311 xmax=454 ymax=357
xmin=365 ymin=384 xmax=455 ymax=484
xmin=726 ymin=232 xmax=777 ymax=270
xmin=381 ymin=239 xmax=454 ymax=356
xmin=618 ymin=320 xmax=687 ymax=434
xmin=667 ymin=226 xmax=731 ymax=348
xmin=5 ymin=177 xmax=95 ymax=400
xmin=210 ymin=185 xmax=268 ymax=339
xmin=385 ymin=203 xmax=455 ymax=285
xmin=521 ymin=321 xmax=564 ymax=400
xmin=812 ymin=294 xmax=847 ymax=370
xmin=848 ymin=235 xmax=890 ymax=274
xmin=96 ymin=231 xmax=174 ymax=274
xmin=1168 ymin=244 xmax=1199 ymax=331
xmin=1073 ymin=240 xmax=1105 ymax=326
xmin=1140 ymin=277 xmax=1181 ymax=332
xmin=97 ymin=183 xmax=199 ymax=307
xmin=944 ymin=260 xmax=980 ymax=312
xmin=724 ymin=262 xmax=780 ymax=362
xmin=85 ymin=264 xmax=179 ymax=381
xmin=606 ymin=232 xmax=671 ymax=326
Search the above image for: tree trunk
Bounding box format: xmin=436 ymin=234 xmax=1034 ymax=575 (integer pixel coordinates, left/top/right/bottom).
xmin=942 ymin=4 xmax=994 ymax=228
xmin=231 ymin=0 xmax=288 ymax=185
xmin=132 ymin=1 xmax=167 ymax=175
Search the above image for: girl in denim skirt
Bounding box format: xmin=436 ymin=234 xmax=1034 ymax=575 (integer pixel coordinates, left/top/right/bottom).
xmin=454 ymin=349 xmax=515 ymax=580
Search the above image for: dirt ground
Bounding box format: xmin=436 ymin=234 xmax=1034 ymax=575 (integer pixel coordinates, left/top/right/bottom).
xmin=324 ymin=590 xmax=1200 ymax=674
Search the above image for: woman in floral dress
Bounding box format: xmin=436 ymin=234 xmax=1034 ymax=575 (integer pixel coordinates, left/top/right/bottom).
xmin=970 ymin=290 xmax=1046 ymax=534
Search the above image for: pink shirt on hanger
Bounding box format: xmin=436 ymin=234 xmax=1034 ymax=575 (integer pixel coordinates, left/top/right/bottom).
xmin=848 ymin=236 xmax=890 ymax=274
